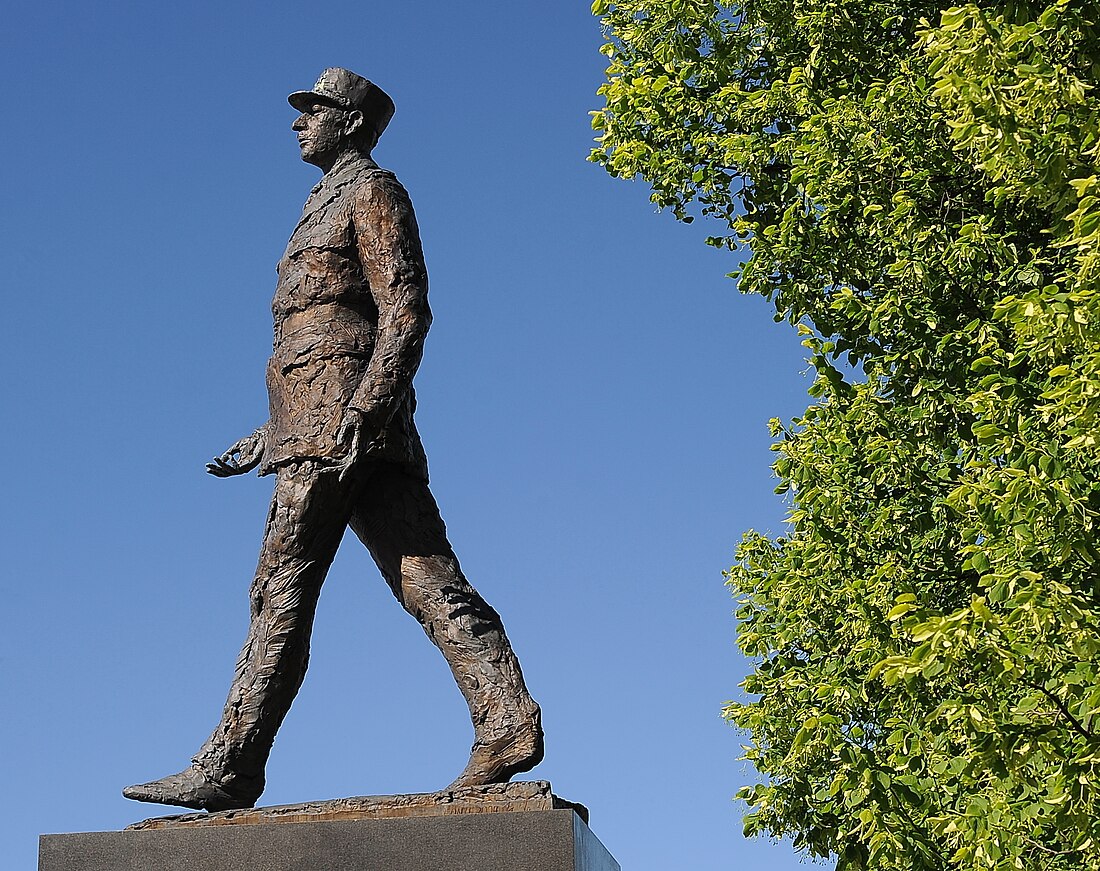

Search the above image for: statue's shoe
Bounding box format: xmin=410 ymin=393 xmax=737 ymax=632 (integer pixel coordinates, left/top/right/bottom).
xmin=445 ymin=707 xmax=545 ymax=791
xmin=122 ymin=765 xmax=259 ymax=812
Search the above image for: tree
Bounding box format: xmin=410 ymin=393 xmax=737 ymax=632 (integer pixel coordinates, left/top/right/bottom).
xmin=591 ymin=2 xmax=1100 ymax=868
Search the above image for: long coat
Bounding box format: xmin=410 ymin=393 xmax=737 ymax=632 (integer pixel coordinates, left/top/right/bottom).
xmin=260 ymin=155 xmax=430 ymax=478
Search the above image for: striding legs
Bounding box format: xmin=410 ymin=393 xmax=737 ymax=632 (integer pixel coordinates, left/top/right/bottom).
xmin=123 ymin=460 xmax=542 ymax=811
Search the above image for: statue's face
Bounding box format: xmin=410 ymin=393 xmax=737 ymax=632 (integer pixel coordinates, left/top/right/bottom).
xmin=292 ymin=103 xmax=352 ymax=168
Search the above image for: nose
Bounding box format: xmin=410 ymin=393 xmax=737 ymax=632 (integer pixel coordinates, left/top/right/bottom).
xmin=292 ymin=114 xmax=307 ymax=132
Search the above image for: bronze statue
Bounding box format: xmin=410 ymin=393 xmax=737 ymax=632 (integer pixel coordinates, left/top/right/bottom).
xmin=123 ymin=69 xmax=544 ymax=812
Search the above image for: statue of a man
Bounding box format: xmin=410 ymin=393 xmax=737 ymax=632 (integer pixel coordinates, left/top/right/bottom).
xmin=123 ymin=69 xmax=544 ymax=812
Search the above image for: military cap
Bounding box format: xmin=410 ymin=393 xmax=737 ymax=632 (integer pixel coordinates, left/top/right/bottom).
xmin=289 ymin=68 xmax=396 ymax=138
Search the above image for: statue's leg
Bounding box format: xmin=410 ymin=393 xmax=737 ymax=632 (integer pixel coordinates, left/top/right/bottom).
xmin=349 ymin=463 xmax=544 ymax=789
xmin=124 ymin=460 xmax=355 ymax=810
xmin=194 ymin=459 xmax=356 ymax=790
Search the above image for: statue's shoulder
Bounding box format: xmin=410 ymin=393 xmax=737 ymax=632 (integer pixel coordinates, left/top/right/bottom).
xmin=355 ymin=163 xmax=402 ymax=188
xmin=352 ymin=164 xmax=413 ymax=209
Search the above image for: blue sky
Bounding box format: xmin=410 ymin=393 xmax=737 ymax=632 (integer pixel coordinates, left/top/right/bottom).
xmin=1 ymin=3 xmax=826 ymax=869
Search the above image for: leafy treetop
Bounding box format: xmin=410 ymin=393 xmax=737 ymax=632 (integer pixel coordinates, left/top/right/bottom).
xmin=593 ymin=2 xmax=1100 ymax=869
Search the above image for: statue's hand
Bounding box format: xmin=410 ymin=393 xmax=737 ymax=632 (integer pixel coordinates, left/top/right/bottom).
xmin=206 ymin=427 xmax=267 ymax=478
xmin=334 ymin=408 xmax=378 ymax=483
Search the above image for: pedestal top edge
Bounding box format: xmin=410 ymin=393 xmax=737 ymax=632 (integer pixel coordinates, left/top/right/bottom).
xmin=123 ymin=780 xmax=590 ymax=830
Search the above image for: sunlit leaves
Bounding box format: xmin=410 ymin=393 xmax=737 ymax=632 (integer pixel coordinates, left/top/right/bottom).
xmin=594 ymin=2 xmax=1100 ymax=869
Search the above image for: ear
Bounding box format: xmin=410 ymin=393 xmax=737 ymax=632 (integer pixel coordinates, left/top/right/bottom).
xmin=344 ymin=109 xmax=365 ymax=138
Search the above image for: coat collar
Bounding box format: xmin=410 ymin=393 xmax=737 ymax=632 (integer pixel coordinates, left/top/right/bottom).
xmin=309 ymin=153 xmax=379 ymax=196
xmin=296 ymin=155 xmax=381 ymax=229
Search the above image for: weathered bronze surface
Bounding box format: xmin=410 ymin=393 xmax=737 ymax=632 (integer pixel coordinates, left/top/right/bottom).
xmin=123 ymin=68 xmax=543 ymax=812
xmin=126 ymin=782 xmax=587 ymax=830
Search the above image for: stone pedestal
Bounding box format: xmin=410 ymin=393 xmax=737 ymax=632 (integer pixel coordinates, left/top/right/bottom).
xmin=39 ymin=782 xmax=619 ymax=871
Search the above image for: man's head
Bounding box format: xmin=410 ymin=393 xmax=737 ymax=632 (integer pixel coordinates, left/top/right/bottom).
xmin=289 ymin=68 xmax=395 ymax=170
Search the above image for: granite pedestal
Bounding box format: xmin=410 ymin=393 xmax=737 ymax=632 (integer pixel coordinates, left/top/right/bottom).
xmin=39 ymin=782 xmax=619 ymax=871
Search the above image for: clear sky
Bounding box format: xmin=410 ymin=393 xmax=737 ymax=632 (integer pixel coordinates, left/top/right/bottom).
xmin=1 ymin=3 xmax=826 ymax=869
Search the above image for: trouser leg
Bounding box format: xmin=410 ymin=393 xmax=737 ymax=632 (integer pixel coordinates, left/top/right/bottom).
xmin=349 ymin=463 xmax=543 ymax=787
xmin=193 ymin=460 xmax=355 ymax=796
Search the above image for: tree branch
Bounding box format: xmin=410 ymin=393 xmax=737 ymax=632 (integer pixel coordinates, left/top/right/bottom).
xmin=1029 ymin=682 xmax=1096 ymax=742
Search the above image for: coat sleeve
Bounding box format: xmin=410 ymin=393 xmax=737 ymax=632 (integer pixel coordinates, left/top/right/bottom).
xmin=347 ymin=172 xmax=432 ymax=428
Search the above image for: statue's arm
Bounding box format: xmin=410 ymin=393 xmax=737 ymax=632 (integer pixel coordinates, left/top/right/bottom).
xmin=206 ymin=422 xmax=270 ymax=477
xmin=338 ymin=175 xmax=431 ymax=463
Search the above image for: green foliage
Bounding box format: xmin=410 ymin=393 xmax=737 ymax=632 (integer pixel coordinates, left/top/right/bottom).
xmin=593 ymin=2 xmax=1100 ymax=869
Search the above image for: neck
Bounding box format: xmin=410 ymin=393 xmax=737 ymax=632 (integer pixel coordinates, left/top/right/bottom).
xmin=319 ymin=146 xmax=371 ymax=176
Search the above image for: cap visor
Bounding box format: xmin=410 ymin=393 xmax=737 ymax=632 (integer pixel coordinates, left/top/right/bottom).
xmin=288 ymin=90 xmax=345 ymax=112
